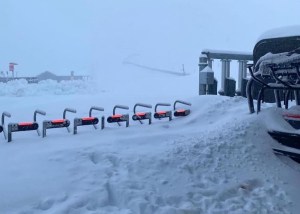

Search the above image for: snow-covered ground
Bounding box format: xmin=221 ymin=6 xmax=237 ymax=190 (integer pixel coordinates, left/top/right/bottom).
xmin=0 ymin=68 xmax=299 ymax=214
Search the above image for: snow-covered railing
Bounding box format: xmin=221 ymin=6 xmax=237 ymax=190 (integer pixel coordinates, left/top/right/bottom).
xmin=199 ymin=49 xmax=252 ymax=97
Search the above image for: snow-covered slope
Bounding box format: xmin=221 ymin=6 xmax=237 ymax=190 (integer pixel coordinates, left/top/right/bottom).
xmin=0 ymin=69 xmax=299 ymax=214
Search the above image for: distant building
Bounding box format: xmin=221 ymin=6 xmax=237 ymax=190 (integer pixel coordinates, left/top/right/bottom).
xmin=36 ymin=71 xmax=88 ymax=82
xmin=36 ymin=71 xmax=58 ymax=81
xmin=0 ymin=71 xmax=88 ymax=84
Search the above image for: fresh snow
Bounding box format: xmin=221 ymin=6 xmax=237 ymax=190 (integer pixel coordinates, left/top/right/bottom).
xmin=0 ymin=69 xmax=299 ymax=214
xmin=257 ymin=25 xmax=300 ymax=42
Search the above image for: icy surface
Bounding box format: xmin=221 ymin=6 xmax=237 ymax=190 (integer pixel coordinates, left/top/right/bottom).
xmin=0 ymin=69 xmax=299 ymax=214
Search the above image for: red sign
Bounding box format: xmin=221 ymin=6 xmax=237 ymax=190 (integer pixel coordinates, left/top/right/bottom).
xmin=9 ymin=62 xmax=18 ymax=72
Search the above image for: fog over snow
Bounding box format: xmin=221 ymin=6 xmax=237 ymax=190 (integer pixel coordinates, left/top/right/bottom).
xmin=1 ymin=0 xmax=300 ymax=78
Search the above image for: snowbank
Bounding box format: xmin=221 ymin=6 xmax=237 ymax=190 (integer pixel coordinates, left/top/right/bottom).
xmin=0 ymin=95 xmax=297 ymax=214
xmin=0 ymin=79 xmax=99 ymax=97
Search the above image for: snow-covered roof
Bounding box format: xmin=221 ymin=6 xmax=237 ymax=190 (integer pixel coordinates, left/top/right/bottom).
xmin=201 ymin=49 xmax=252 ymax=61
xmin=258 ymin=25 xmax=300 ymax=41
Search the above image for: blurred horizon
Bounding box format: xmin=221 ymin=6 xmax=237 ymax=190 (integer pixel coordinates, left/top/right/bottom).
xmin=1 ymin=0 xmax=300 ymax=78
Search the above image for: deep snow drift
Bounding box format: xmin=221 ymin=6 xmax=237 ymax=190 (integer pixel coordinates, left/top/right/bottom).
xmin=0 ymin=70 xmax=299 ymax=214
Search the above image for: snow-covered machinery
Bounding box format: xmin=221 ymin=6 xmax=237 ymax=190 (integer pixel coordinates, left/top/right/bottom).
xmin=42 ymin=108 xmax=76 ymax=137
xmin=154 ymin=103 xmax=172 ymax=121
xmin=247 ymin=26 xmax=300 ymax=160
xmin=132 ymin=103 xmax=152 ymax=125
xmin=73 ymin=106 xmax=105 ymax=134
xmin=8 ymin=110 xmax=46 ymax=142
xmin=107 ymin=105 xmax=129 ymax=127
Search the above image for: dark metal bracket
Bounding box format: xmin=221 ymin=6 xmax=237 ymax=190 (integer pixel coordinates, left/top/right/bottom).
xmin=8 ymin=109 xmax=45 ymax=142
xmin=43 ymin=108 xmax=76 ymax=138
xmin=154 ymin=103 xmax=172 ymax=121
xmin=132 ymin=103 xmax=152 ymax=125
xmin=173 ymin=100 xmax=191 ymax=117
xmin=74 ymin=106 xmax=104 ymax=135
xmin=107 ymin=105 xmax=129 ymax=127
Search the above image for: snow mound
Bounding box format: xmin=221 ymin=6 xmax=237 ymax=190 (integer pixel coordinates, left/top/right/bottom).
xmin=0 ymin=96 xmax=296 ymax=214
xmin=0 ymin=79 xmax=99 ymax=97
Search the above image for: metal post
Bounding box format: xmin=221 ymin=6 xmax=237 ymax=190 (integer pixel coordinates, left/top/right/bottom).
xmin=243 ymin=61 xmax=248 ymax=78
xmin=34 ymin=110 xmax=46 ymax=136
xmin=63 ymin=108 xmax=76 ymax=132
xmin=219 ymin=59 xmax=226 ymax=95
xmin=225 ymin=59 xmax=231 ymax=78
xmin=294 ymin=90 xmax=300 ymax=105
xmin=2 ymin=112 xmax=11 ymax=140
xmin=237 ymin=60 xmax=243 ymax=95
xmin=101 ymin=116 xmax=105 ymax=129
xmin=89 ymin=106 xmax=104 ymax=129
xmin=208 ymin=59 xmax=213 ymax=69
xmin=8 ymin=124 xmax=12 ymax=142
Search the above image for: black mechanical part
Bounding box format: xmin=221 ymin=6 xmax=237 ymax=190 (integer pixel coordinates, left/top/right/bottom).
xmin=132 ymin=103 xmax=152 ymax=125
xmin=73 ymin=106 xmax=104 ymax=135
xmin=174 ymin=109 xmax=191 ymax=117
xmin=8 ymin=122 xmax=39 ymax=142
xmin=7 ymin=109 xmax=45 ymax=142
xmin=173 ymin=100 xmax=191 ymax=117
xmin=268 ymin=130 xmax=300 ymax=149
xmin=43 ymin=108 xmax=76 ymax=137
xmin=107 ymin=105 xmax=129 ymax=127
xmin=154 ymin=103 xmax=172 ymax=121
xmin=42 ymin=119 xmax=70 ymax=138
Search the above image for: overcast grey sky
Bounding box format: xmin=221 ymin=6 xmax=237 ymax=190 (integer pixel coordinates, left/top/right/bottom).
xmin=1 ymin=0 xmax=300 ymax=76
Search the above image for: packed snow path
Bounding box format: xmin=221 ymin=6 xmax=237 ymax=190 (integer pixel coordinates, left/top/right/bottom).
xmin=0 ymin=92 xmax=298 ymax=213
